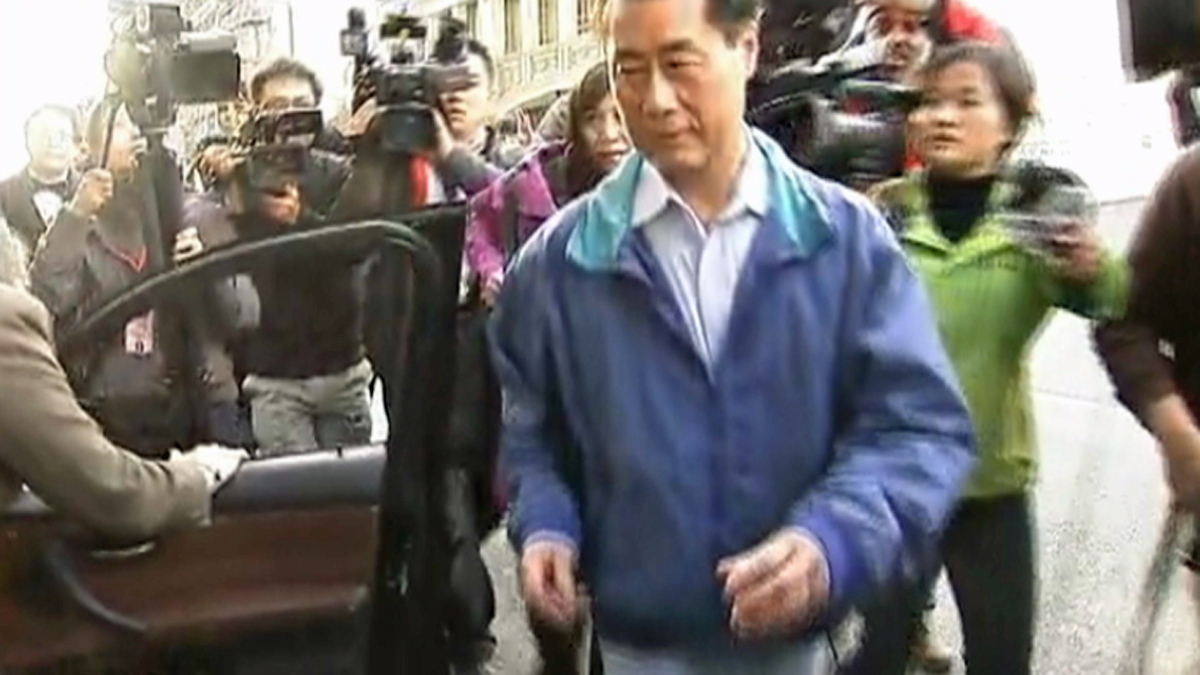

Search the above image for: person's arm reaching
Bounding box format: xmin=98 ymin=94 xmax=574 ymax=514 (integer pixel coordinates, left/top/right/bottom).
xmin=1094 ymin=152 xmax=1200 ymax=508
xmin=787 ymin=198 xmax=976 ymax=617
xmin=0 ymin=287 xmax=213 ymax=543
xmin=1094 ymin=154 xmax=1195 ymax=426
xmin=466 ymin=181 xmax=509 ymax=299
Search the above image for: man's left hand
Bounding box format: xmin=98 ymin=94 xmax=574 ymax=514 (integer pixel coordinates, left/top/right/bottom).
xmin=716 ymin=529 xmax=830 ymax=639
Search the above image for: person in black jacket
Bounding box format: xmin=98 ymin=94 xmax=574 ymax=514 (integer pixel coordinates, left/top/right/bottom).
xmin=0 ymin=105 xmax=82 ymax=264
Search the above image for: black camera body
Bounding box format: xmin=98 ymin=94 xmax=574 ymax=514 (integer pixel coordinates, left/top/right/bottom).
xmin=749 ymin=58 xmax=920 ymax=188
xmin=341 ymin=8 xmax=476 ymax=155
xmin=106 ymin=2 xmax=241 ymax=128
xmin=233 ymin=108 xmax=325 ymax=196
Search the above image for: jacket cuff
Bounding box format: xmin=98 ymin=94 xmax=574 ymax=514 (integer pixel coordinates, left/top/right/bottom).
xmin=163 ymin=458 xmax=214 ymax=528
xmin=791 ymin=508 xmax=861 ymax=614
xmin=521 ymin=530 xmax=579 ymax=557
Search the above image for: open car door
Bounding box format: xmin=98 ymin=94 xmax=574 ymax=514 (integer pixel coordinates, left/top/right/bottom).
xmin=0 ymin=209 xmax=466 ymax=674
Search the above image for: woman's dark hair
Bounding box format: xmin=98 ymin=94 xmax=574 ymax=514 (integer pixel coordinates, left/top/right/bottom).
xmin=919 ymin=41 xmax=1037 ymax=150
xmin=565 ymin=61 xmax=618 ymax=198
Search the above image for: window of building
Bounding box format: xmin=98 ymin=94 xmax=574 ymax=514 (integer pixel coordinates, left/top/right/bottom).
xmin=539 ymin=0 xmax=558 ymax=45
xmin=463 ymin=1 xmax=478 ymax=36
xmin=577 ymin=0 xmax=598 ymax=34
xmin=504 ymin=0 xmax=521 ymax=53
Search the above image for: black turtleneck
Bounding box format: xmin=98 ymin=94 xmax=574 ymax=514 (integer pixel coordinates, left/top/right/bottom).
xmin=927 ymin=173 xmax=997 ymax=244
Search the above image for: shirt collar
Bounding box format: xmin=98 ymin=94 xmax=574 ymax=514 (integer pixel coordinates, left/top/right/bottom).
xmin=631 ymin=128 xmax=770 ymax=229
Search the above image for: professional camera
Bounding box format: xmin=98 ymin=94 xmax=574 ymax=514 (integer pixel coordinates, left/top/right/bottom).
xmin=1118 ymin=0 xmax=1200 ymax=81
xmin=341 ymin=8 xmax=477 ymax=154
xmin=105 ymin=2 xmax=241 ymax=129
xmin=232 ymin=108 xmax=324 ymax=196
xmin=748 ymin=42 xmax=919 ymax=187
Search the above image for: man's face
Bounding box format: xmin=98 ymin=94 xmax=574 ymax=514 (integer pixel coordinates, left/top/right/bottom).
xmin=867 ymin=1 xmax=933 ymax=82
xmin=609 ymin=0 xmax=758 ymax=179
xmin=258 ymin=76 xmax=317 ymax=111
xmin=438 ymin=52 xmax=492 ymax=143
xmin=26 ymin=111 xmax=76 ymax=175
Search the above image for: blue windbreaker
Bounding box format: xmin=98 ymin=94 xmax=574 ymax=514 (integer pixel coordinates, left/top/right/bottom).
xmin=489 ymin=129 xmax=976 ymax=649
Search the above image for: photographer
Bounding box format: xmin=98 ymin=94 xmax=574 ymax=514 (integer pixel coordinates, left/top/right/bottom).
xmin=432 ymin=38 xmax=524 ymax=194
xmin=29 ymin=100 xmax=189 ymax=457
xmin=201 ymin=58 xmax=375 ymax=458
xmin=351 ymin=36 xmax=522 ymax=202
xmin=848 ymin=42 xmax=1127 ymax=675
xmin=201 ymin=59 xmax=351 ymax=218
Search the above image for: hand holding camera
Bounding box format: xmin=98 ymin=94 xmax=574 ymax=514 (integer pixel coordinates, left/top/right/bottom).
xmin=1046 ymin=222 xmax=1103 ymax=284
xmin=69 ymin=169 xmax=115 ymax=219
xmin=259 ymin=183 xmax=303 ymax=226
xmin=199 ymin=144 xmax=239 ymax=182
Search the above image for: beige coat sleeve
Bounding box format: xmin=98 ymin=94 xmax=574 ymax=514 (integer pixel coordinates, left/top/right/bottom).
xmin=0 ymin=286 xmax=210 ymax=542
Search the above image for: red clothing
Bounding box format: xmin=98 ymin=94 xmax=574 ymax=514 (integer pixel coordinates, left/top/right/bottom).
xmin=940 ymin=0 xmax=1005 ymax=44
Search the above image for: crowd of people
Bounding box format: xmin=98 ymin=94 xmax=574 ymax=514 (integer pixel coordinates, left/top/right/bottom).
xmin=0 ymin=0 xmax=1197 ymax=673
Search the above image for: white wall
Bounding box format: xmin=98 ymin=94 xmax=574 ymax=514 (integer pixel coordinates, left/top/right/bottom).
xmin=975 ymin=0 xmax=1179 ymax=202
xmin=0 ymin=1 xmax=109 ymax=177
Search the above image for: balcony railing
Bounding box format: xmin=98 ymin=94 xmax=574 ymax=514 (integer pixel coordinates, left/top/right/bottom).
xmin=495 ymin=34 xmax=603 ymax=106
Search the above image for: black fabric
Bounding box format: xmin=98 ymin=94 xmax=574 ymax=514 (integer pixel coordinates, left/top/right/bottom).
xmin=236 ymin=222 xmax=366 ymax=379
xmin=0 ymin=168 xmax=79 ymax=257
xmin=235 ymin=154 xmax=361 ymax=380
xmin=927 ymin=173 xmax=995 ymax=244
xmin=844 ymin=494 xmax=1036 ymax=675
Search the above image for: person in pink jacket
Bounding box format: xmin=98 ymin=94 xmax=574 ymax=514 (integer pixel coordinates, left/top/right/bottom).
xmin=467 ymin=62 xmax=632 ymax=307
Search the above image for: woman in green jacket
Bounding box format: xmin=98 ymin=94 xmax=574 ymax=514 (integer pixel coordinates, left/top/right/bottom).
xmin=847 ymin=42 xmax=1127 ymax=675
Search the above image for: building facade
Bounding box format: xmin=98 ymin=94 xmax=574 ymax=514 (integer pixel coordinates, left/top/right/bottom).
xmin=411 ymin=0 xmax=604 ymax=115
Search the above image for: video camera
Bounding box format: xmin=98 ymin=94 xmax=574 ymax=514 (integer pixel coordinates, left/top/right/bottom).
xmin=1118 ymin=0 xmax=1200 ymax=81
xmin=748 ymin=40 xmax=920 ymax=187
xmin=340 ymin=8 xmax=478 ymax=155
xmin=105 ymin=2 xmax=241 ymax=130
xmin=232 ymin=108 xmax=325 ymax=197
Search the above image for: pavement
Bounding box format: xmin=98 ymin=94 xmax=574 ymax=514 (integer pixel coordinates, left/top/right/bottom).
xmin=454 ymin=197 xmax=1200 ymax=674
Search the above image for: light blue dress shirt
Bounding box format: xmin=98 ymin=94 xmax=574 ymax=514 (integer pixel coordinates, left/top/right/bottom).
xmin=633 ymin=135 xmax=770 ymax=366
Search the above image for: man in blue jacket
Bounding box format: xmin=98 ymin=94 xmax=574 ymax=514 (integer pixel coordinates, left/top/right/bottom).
xmin=489 ymin=0 xmax=976 ymax=669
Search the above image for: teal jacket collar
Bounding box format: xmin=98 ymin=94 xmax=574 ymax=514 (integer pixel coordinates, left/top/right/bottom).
xmin=566 ymin=127 xmax=833 ymax=271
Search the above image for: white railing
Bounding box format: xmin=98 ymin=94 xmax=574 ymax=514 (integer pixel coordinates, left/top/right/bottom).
xmin=495 ymin=34 xmax=602 ymax=107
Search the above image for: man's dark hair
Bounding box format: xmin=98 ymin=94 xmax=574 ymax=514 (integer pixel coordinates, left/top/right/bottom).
xmin=249 ymin=58 xmax=324 ymax=105
xmin=708 ymin=0 xmax=764 ymax=37
xmin=598 ymin=0 xmax=763 ymax=42
xmin=463 ymin=39 xmax=496 ymax=85
xmin=24 ymin=105 xmax=80 ymax=143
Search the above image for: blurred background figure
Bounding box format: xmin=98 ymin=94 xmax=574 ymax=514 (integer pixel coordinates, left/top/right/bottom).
xmin=0 ymin=105 xmax=82 ymax=265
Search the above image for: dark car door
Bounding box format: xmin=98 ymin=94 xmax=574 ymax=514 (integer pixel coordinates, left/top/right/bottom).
xmin=0 ymin=211 xmax=465 ymax=674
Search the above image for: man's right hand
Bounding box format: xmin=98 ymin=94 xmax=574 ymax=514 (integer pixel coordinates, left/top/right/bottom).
xmin=69 ymin=169 xmax=114 ymax=219
xmin=519 ymin=540 xmax=579 ymax=630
